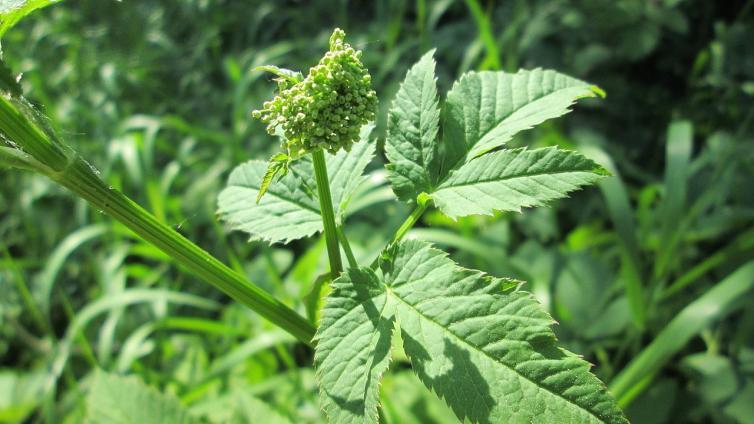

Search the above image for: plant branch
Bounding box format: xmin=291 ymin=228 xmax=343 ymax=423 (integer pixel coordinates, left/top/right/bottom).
xmin=312 ymin=149 xmax=343 ymax=276
xmin=0 ymin=96 xmax=316 ymax=346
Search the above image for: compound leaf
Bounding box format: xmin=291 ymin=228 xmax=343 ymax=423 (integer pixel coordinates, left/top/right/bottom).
xmin=432 ymin=147 xmax=608 ymax=219
xmin=86 ymin=371 xmax=201 ymax=424
xmin=440 ymin=68 xmax=602 ymax=178
xmin=385 ymin=50 xmax=440 ymax=202
xmin=217 ymin=132 xmax=374 ymax=244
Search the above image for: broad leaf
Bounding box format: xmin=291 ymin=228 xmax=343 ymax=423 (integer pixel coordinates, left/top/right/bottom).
xmin=86 ymin=371 xmax=201 ymax=424
xmin=432 ymin=147 xmax=608 ymax=219
xmin=315 ymin=239 xmax=627 ymax=424
xmin=314 ymin=268 xmax=395 ymax=423
xmin=217 ymin=130 xmax=374 ymax=244
xmin=440 ymin=68 xmax=603 ymax=177
xmin=385 ymin=50 xmax=440 ymax=202
xmin=388 ymin=241 xmax=626 ymax=423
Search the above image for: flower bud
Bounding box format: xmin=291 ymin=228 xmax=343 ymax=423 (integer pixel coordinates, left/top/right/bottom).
xmin=252 ymin=28 xmax=377 ymax=157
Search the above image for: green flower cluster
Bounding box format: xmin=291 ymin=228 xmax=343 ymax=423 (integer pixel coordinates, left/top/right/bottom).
xmin=252 ymin=29 xmax=377 ymax=157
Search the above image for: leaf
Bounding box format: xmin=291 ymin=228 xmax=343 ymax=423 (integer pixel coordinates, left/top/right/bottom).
xmin=315 ymin=239 xmax=627 ymax=424
xmin=385 ymin=50 xmax=440 ymax=202
xmin=441 ymin=68 xmax=603 ymax=175
xmin=432 ymin=147 xmax=608 ymax=219
xmin=86 ymin=371 xmax=201 ymax=424
xmin=387 ymin=241 xmax=625 ymax=423
xmin=314 ymin=268 xmax=395 ymax=423
xmin=0 ymin=0 xmax=61 ymax=38
xmin=218 ymin=159 xmax=321 ymax=244
xmin=257 ymin=153 xmax=291 ymax=203
xmin=252 ymin=65 xmax=303 ymax=84
xmin=217 ymin=132 xmax=374 ymax=244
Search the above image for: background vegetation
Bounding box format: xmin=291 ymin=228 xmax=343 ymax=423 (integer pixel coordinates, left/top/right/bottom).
xmin=1 ymin=0 xmax=753 ymax=422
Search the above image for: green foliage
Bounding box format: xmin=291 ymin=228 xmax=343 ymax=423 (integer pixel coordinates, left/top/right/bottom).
xmin=217 ymin=133 xmax=374 ymax=244
xmin=86 ymin=371 xmax=201 ymax=424
xmin=385 ymin=50 xmax=440 ymax=202
xmin=316 ymin=240 xmax=626 ymax=423
xmin=0 ymin=370 xmax=46 ymax=423
xmin=1 ymin=1 xmax=753 ymax=423
xmin=385 ymin=54 xmax=606 ymax=219
xmin=432 ymin=147 xmax=607 ymax=218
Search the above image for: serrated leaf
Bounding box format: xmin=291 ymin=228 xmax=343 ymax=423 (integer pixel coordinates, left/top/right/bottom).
xmin=315 ymin=240 xmax=626 ymax=424
xmin=86 ymin=371 xmax=201 ymax=424
xmin=387 ymin=240 xmax=626 ymax=424
xmin=385 ymin=50 xmax=440 ymax=202
xmin=432 ymin=147 xmax=608 ymax=219
xmin=257 ymin=153 xmax=291 ymax=203
xmin=440 ymin=68 xmax=602 ymax=177
xmin=314 ymin=268 xmax=395 ymax=424
xmin=217 ymin=131 xmax=374 ymax=244
xmin=218 ymin=159 xmax=321 ymax=244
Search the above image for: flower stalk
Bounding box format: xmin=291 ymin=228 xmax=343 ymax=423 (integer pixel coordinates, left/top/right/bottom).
xmin=312 ymin=149 xmax=343 ymax=277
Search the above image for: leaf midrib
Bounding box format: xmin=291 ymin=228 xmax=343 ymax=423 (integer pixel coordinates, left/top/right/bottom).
xmin=437 ymin=74 xmax=595 ymax=192
xmin=388 ymin=290 xmax=607 ymax=424
xmin=436 ymin=166 xmax=598 ymax=191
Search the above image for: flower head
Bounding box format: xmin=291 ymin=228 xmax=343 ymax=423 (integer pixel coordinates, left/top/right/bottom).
xmin=252 ymin=28 xmax=377 ymax=157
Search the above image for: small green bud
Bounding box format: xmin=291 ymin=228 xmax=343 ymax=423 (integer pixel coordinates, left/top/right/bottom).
xmin=252 ymin=28 xmax=377 ymax=157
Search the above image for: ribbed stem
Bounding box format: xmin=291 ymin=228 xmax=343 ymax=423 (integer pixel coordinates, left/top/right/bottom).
xmin=312 ymin=149 xmax=343 ymax=276
xmin=0 ymin=96 xmax=316 ymax=346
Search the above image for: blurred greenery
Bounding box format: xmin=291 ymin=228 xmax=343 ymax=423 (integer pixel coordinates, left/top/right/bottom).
xmin=0 ymin=0 xmax=753 ymax=422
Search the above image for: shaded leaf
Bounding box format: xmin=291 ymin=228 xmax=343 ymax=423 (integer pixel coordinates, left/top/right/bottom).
xmin=217 ymin=132 xmax=374 ymax=244
xmin=315 ymin=240 xmax=626 ymax=424
xmin=314 ymin=268 xmax=394 ymax=424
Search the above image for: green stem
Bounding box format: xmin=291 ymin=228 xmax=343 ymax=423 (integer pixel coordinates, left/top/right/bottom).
xmin=371 ymin=199 xmax=429 ymax=268
xmin=337 ymin=226 xmax=358 ymax=269
xmin=0 ymin=97 xmax=316 ymax=346
xmin=390 ymin=202 xmax=428 ymax=246
xmin=311 ymin=149 xmax=343 ymax=276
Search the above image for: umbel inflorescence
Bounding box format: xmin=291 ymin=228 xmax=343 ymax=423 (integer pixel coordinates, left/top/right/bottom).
xmin=252 ymin=28 xmax=377 ymax=157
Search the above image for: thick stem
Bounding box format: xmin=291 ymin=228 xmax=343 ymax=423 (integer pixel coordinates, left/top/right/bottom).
xmin=0 ymin=98 xmax=316 ymax=346
xmin=311 ymin=149 xmax=343 ymax=276
xmin=60 ymin=159 xmax=316 ymax=344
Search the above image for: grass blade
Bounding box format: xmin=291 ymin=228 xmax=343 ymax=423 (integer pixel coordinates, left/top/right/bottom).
xmin=610 ymin=261 xmax=754 ymax=405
